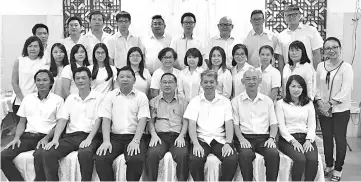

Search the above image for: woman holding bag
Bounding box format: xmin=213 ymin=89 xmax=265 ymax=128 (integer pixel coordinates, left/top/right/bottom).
xmin=315 ymin=37 xmax=354 ymax=181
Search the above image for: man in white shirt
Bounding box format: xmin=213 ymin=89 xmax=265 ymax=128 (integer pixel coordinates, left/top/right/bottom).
xmin=37 ymin=67 xmax=104 ymax=181
xmin=244 ymin=10 xmax=279 ymax=67
xmin=231 ymin=68 xmax=280 ymax=181
xmin=107 ymin=11 xmax=145 ymax=69
xmin=170 ymin=12 xmax=203 ymax=70
xmin=79 ymin=11 xmax=111 ymax=64
xmin=62 ymin=16 xmax=84 ymax=58
xmin=32 ymin=23 xmax=51 ymax=64
xmin=143 ymin=15 xmax=172 ymax=74
xmin=1 ymin=69 xmax=63 ymax=181
xmin=276 ymin=5 xmax=323 ymax=73
xmin=95 ymin=66 xmax=150 ymax=181
xmin=184 ymin=70 xmax=237 ymax=181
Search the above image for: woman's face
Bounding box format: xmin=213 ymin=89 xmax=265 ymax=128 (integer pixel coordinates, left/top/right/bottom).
xmin=233 ymin=48 xmax=247 ymax=65
xmin=52 ymin=46 xmax=65 ymax=65
xmin=187 ymin=55 xmax=199 ymax=68
xmin=289 ymin=47 xmax=302 ymax=63
xmin=259 ymin=48 xmax=273 ymax=66
xmin=129 ymin=51 xmax=142 ymax=66
xmin=95 ymin=47 xmax=106 ymax=63
xmin=211 ymin=50 xmax=223 ymax=66
xmin=161 ymin=51 xmax=175 ymax=67
xmin=27 ymin=41 xmax=40 ymax=58
xmin=324 ymin=40 xmax=341 ymax=60
xmin=74 ymin=47 xmax=86 ymax=63
xmin=289 ymin=80 xmax=303 ymax=99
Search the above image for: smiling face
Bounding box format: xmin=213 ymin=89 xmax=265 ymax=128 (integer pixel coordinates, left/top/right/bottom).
xmin=250 ymin=13 xmax=264 ymax=30
xmin=242 ymin=69 xmax=261 ymax=92
xmin=289 ymin=80 xmax=303 ymax=99
xmin=52 ymin=46 xmax=65 ymax=65
xmin=151 ymin=18 xmax=165 ymax=35
xmin=259 ymin=48 xmax=273 ymax=66
xmin=233 ymin=48 xmax=247 ymax=65
xmin=74 ymin=46 xmax=86 ymax=63
xmin=289 ymin=47 xmax=302 ymax=63
xmin=218 ymin=17 xmax=233 ymax=36
xmin=324 ymin=40 xmax=341 ymax=60
xmin=35 ymin=72 xmax=52 ymax=92
xmin=95 ymin=47 xmax=106 ymax=63
xmin=211 ymin=50 xmax=223 ymax=67
xmin=201 ymin=75 xmax=217 ymax=94
xmin=161 ymin=51 xmax=175 ymax=68
xmin=90 ymin=14 xmax=104 ymax=31
xmin=186 ymin=55 xmax=199 ymax=68
xmin=27 ymin=41 xmax=40 ymax=58
xmin=68 ymin=20 xmax=81 ymax=35
xmin=182 ymin=16 xmax=195 ymax=34
xmin=284 ymin=10 xmax=301 ymax=26
xmin=129 ymin=50 xmax=142 ymax=66
xmin=160 ymin=74 xmax=177 ymax=94
xmin=74 ymin=71 xmax=91 ymax=89
xmin=116 ymin=70 xmax=135 ymax=89
xmin=117 ymin=17 xmax=131 ymax=32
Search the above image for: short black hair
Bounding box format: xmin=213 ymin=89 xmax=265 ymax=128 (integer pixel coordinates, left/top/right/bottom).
xmin=34 ymin=69 xmax=55 ymax=90
xmin=184 ymin=48 xmax=203 ymax=67
xmin=67 ymin=16 xmax=83 ymax=27
xmin=161 ymin=73 xmax=177 ymax=83
xmin=89 ymin=11 xmax=105 ymax=22
xmin=116 ymin=11 xmax=131 ymax=22
xmin=324 ymin=37 xmax=341 ymax=48
xmin=72 ymin=67 xmax=92 ymax=80
xmin=152 ymin=15 xmax=165 ymax=24
xmin=259 ymin=45 xmax=274 ymax=55
xmin=158 ymin=47 xmax=178 ymax=61
xmin=117 ymin=66 xmax=136 ymax=80
xmin=22 ymin=36 xmax=44 ymax=58
xmin=181 ymin=12 xmax=196 ymax=23
xmin=32 ymin=23 xmax=49 ymax=35
xmin=231 ymin=44 xmax=248 ymax=66
xmin=250 ymin=10 xmax=264 ymax=19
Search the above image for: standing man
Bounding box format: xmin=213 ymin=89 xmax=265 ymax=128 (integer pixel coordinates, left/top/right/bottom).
xmin=244 ymin=10 xmax=279 ymax=68
xmin=170 ymin=12 xmax=203 ymax=70
xmin=95 ymin=66 xmax=150 ymax=181
xmin=184 ymin=70 xmax=238 ymax=181
xmin=145 ymin=73 xmax=189 ymax=181
xmin=62 ymin=16 xmax=84 ymax=58
xmin=143 ymin=15 xmax=172 ymax=74
xmin=205 ymin=16 xmax=239 ymax=68
xmin=231 ymin=68 xmax=280 ymax=181
xmin=79 ymin=11 xmax=111 ymax=64
xmin=276 ymin=4 xmax=323 ymax=73
xmin=32 ymin=23 xmax=51 ymax=64
xmin=107 ymin=11 xmax=145 ymax=69
xmin=1 ymin=70 xmax=63 ymax=181
xmin=36 ymin=67 xmax=104 ymax=181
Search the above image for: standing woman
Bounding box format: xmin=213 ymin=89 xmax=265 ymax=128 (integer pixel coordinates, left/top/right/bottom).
xmin=208 ymin=46 xmax=232 ymax=99
xmin=11 ymin=36 xmax=49 ymax=125
xmin=49 ymin=43 xmax=69 ymax=97
xmin=88 ymin=43 xmax=117 ymax=94
xmin=178 ymin=48 xmax=204 ymax=102
xmin=282 ymin=41 xmax=315 ymax=100
xmin=315 ymin=37 xmax=353 ymax=181
xmin=231 ymin=44 xmax=253 ymax=97
xmin=276 ymin=75 xmax=318 ymax=181
xmin=126 ymin=47 xmax=152 ymax=97
xmin=60 ymin=44 xmax=90 ymax=98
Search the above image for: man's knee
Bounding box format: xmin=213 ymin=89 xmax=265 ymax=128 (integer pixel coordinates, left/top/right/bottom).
xmin=238 ymin=148 xmax=255 ymax=162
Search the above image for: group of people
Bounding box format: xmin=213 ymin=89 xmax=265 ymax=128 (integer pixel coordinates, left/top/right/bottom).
xmin=1 ymin=4 xmax=354 ymax=182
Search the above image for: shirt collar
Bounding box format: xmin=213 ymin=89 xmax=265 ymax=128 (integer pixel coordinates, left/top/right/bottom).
xmin=116 ymin=88 xmax=136 ymax=96
xmin=215 ymin=34 xmax=234 ymax=40
xmin=86 ymin=30 xmax=111 ymax=39
xmin=287 ymin=23 xmax=304 ymax=32
xmin=181 ymin=33 xmax=195 ymax=39
xmin=151 ymin=33 xmax=166 ymax=39
xmin=115 ymin=31 xmax=134 ymax=39
xmin=36 ymin=91 xmax=51 ymax=101
xmin=200 ymin=92 xmax=221 ymax=103
xmin=74 ymin=90 xmax=97 ymax=102
xmin=184 ymin=67 xmax=203 ymax=74
xmin=260 ymin=64 xmax=272 ymax=72
xmin=240 ymin=91 xmax=264 ymax=102
xmin=160 ymin=92 xmax=178 ymax=102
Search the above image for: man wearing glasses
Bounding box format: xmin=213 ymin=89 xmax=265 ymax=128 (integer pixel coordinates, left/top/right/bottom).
xmin=170 ymin=12 xmax=203 ymax=70
xmin=275 ymin=5 xmax=323 ymax=73
xmin=205 ymin=16 xmax=239 ymax=69
xmin=107 ymin=11 xmax=145 ymax=69
xmin=244 ymin=10 xmax=279 ymax=68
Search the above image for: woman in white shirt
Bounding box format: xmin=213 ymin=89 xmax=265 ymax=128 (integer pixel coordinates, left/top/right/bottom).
xmin=275 ymin=74 xmax=318 ymax=181
xmin=60 ymin=44 xmax=90 ymax=99
xmin=315 ymin=37 xmax=353 ymax=181
xmin=178 ymin=48 xmax=204 ymax=102
xmin=126 ymin=47 xmax=152 ymax=97
xmin=282 ymin=41 xmax=315 ymax=100
xmin=208 ymin=46 xmax=232 ymax=99
xmin=49 ymin=43 xmax=69 ymax=97
xmin=88 ymin=43 xmax=117 ymax=94
xmin=231 ymin=44 xmax=253 ymax=98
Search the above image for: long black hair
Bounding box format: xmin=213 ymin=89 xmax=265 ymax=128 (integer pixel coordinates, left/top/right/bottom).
xmin=283 ymin=74 xmax=310 ymax=106
xmin=91 ymin=43 xmax=113 ymax=81
xmin=49 ymin=43 xmax=69 ymax=77
xmin=69 ymin=44 xmax=90 ymax=73
xmin=126 ymin=47 xmax=146 ymax=80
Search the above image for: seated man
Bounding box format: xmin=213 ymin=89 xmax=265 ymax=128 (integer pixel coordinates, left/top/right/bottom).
xmin=1 ymin=69 xmax=64 ymax=181
xmin=231 ymin=67 xmax=280 ymax=181
xmin=145 ymin=73 xmax=189 ymax=181
xmin=184 ymin=70 xmax=238 ymax=181
xmin=95 ymin=66 xmax=150 ymax=181
xmin=36 ymin=67 xmax=104 ymax=181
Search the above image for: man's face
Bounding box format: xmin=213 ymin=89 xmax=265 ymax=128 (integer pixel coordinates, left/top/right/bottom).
xmin=182 ymin=16 xmax=195 ymax=33
xmin=35 ymin=72 xmax=52 ymax=92
xmin=201 ymin=75 xmax=217 ymax=94
xmin=160 ymin=75 xmax=177 ymax=94
xmin=116 ymin=70 xmax=135 ymax=89
xmin=117 ymin=17 xmax=131 ymax=32
xmin=74 ymin=71 xmax=91 ymax=90
xmin=250 ymin=13 xmax=265 ymax=29
xmin=151 ymin=18 xmax=165 ymax=35
xmin=90 ymin=14 xmax=104 ymax=31
xmin=217 ymin=18 xmax=233 ymax=36
xmin=284 ymin=10 xmax=301 ymax=25
xmin=35 ymin=27 xmax=49 ymax=45
xmin=68 ymin=20 xmax=81 ymax=35
xmin=242 ymin=70 xmax=261 ymax=92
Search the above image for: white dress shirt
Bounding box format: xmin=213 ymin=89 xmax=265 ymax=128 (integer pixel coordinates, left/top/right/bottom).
xmin=184 ymin=93 xmax=233 ymax=145
xmin=178 ymin=67 xmax=204 ymax=102
xmin=79 ymin=30 xmax=112 ymax=64
xmin=170 ymin=34 xmax=203 ymax=69
xmin=256 ymin=65 xmax=281 ymax=98
xmin=231 ymin=91 xmax=278 ymax=134
xmin=150 ymin=68 xmax=180 ymax=90
xmin=143 ymin=34 xmax=172 ymax=74
xmin=216 ymin=68 xmax=232 ymax=99
xmin=17 ymin=92 xmax=64 ymax=134
xmin=99 ymin=88 xmax=150 ymax=134
xmin=88 ymin=65 xmax=117 ymax=94
xmin=231 ymin=63 xmax=254 ymax=97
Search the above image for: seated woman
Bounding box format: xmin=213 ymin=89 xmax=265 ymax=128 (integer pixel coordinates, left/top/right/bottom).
xmin=1 ymin=70 xmax=64 ymax=181
xmin=49 ymin=43 xmax=69 ymax=97
xmin=275 ymin=74 xmax=318 ymax=181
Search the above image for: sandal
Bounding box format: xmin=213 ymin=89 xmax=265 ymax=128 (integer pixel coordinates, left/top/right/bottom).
xmin=330 ymin=175 xmax=341 ymax=181
xmin=324 ymin=168 xmax=333 ymax=177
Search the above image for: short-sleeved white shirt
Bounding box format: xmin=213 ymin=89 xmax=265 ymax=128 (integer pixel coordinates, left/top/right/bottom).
xmin=150 ymin=68 xmax=180 ymax=90
xmin=17 ymin=92 xmax=64 ymax=134
xmin=256 ymin=64 xmax=281 ymax=98
xmin=178 ymin=67 xmax=204 ymax=102
xmin=231 ymin=63 xmax=254 ymax=97
xmin=133 ymin=68 xmax=152 ymax=95
xmin=184 ymin=93 xmax=233 ymax=145
xmin=98 ymin=88 xmax=150 ymax=134
xmin=143 ymin=34 xmax=172 ymax=74
xmin=170 ymin=34 xmax=203 ymax=69
xmin=79 ymin=30 xmax=112 ymax=64
xmin=88 ymin=65 xmax=117 ymax=94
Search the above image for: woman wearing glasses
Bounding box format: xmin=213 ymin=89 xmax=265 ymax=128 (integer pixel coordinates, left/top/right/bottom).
xmin=231 ymin=44 xmax=253 ymax=98
xmin=315 ymin=37 xmax=353 ymax=181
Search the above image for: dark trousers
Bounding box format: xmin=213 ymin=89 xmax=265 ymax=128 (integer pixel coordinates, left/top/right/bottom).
xmin=94 ymin=134 xmax=147 ymax=181
xmin=278 ymin=133 xmax=318 ymax=181
xmin=145 ymin=132 xmax=189 ymax=181
xmin=34 ymin=131 xmax=101 ymax=181
xmin=1 ymin=133 xmax=45 ymax=181
xmin=235 ymin=134 xmax=280 ymax=181
xmin=11 ymin=102 xmax=20 ymax=125
xmin=319 ymin=110 xmax=350 ymax=171
xmin=189 ymin=139 xmax=238 ymax=181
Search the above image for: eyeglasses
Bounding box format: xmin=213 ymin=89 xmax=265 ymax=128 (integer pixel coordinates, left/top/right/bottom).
xmin=251 ymin=17 xmax=264 ymax=22
xmin=117 ymin=20 xmax=130 ymax=24
xmin=218 ymin=23 xmax=233 ymax=27
xmin=284 ymin=12 xmax=299 ymax=18
xmin=152 ymin=22 xmax=164 ymax=26
xmin=162 ymin=56 xmax=174 ymax=59
xmin=182 ymin=21 xmax=195 ymax=26
xmin=324 ymin=46 xmax=339 ymax=52
xmin=95 ymin=51 xmax=106 ymax=55
xmin=234 ymin=53 xmax=246 ymax=57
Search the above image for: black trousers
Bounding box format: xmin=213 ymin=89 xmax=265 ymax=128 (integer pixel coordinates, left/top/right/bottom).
xmin=189 ymin=139 xmax=238 ymax=181
xmin=94 ymin=134 xmax=147 ymax=181
xmin=34 ymin=131 xmax=101 ymax=181
xmin=145 ymin=132 xmax=189 ymax=181
xmin=1 ymin=133 xmax=45 ymax=181
xmin=11 ymin=102 xmax=20 ymax=125
xmin=278 ymin=133 xmax=318 ymax=181
xmin=319 ymin=110 xmax=350 ymax=171
xmin=235 ymin=134 xmax=280 ymax=181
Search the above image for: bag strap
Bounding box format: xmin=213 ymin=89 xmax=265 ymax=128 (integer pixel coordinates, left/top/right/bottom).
xmin=328 ymin=61 xmax=344 ymax=101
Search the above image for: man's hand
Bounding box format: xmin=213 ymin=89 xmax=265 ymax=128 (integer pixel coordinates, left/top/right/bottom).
xmin=264 ymin=138 xmax=276 ymax=148
xmin=174 ymin=136 xmax=185 ymax=148
xmin=149 ymin=135 xmax=162 ymax=147
xmin=239 ymin=138 xmax=252 ymax=148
